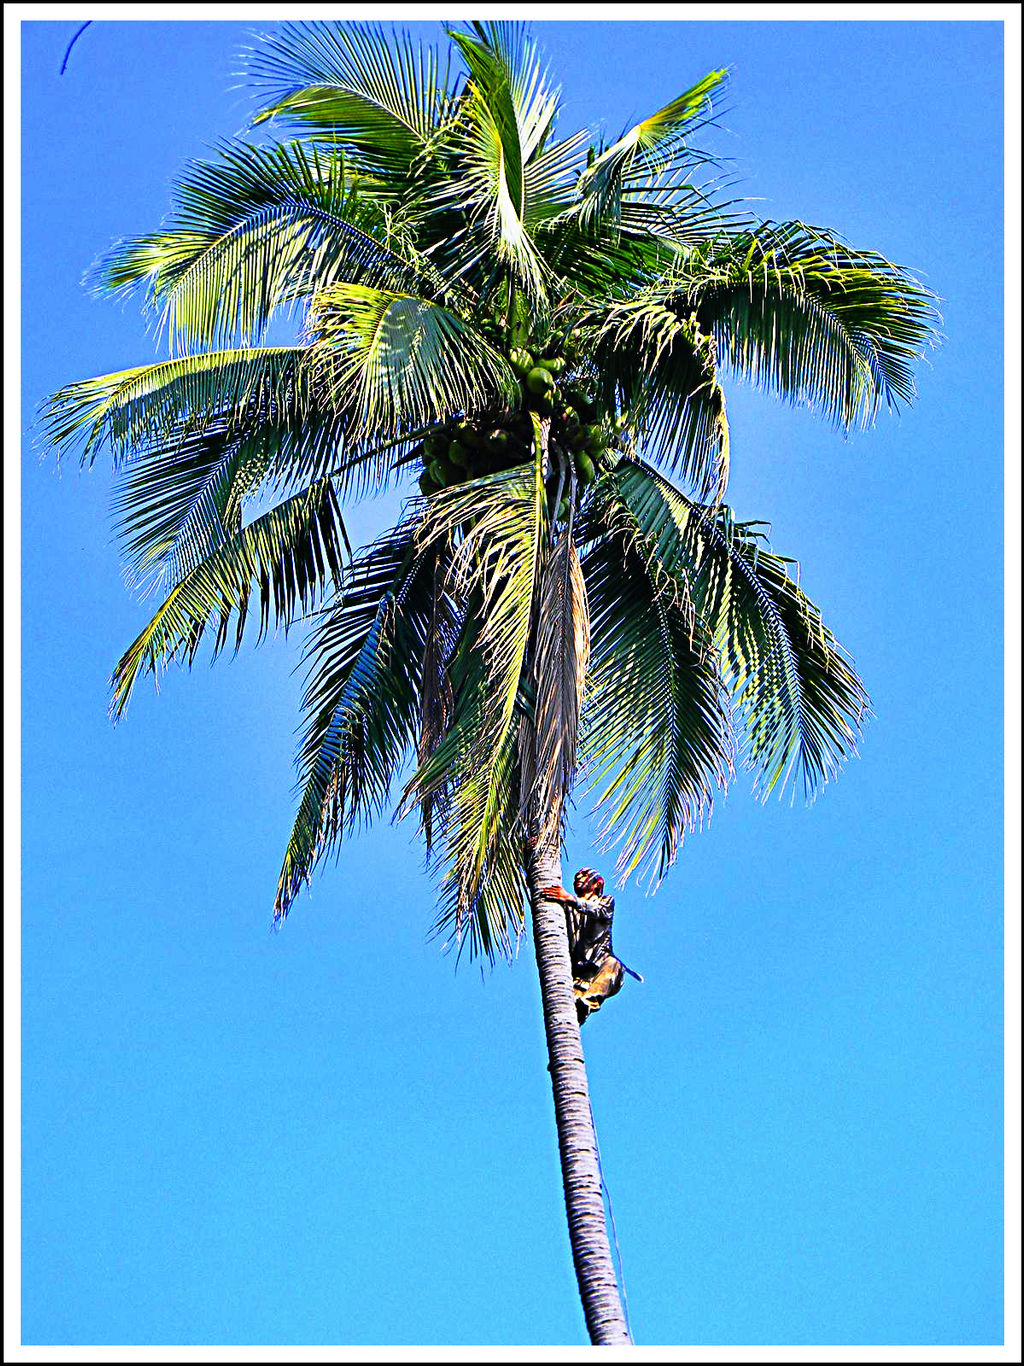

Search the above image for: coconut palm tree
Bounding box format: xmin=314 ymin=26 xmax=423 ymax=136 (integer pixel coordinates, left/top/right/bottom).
xmin=42 ymin=21 xmax=936 ymax=1345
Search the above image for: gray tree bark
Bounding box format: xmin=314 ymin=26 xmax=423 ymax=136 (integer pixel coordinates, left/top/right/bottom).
xmin=526 ymin=837 xmax=632 ymax=1346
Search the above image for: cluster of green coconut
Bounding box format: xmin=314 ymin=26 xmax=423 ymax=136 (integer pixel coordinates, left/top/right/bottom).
xmin=415 ymin=344 xmax=616 ymax=518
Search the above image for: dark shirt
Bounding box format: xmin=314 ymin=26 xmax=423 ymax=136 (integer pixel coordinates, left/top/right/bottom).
xmin=565 ymin=893 xmax=617 ymax=980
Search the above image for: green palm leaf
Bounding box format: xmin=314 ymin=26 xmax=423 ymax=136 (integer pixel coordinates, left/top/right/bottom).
xmin=457 ymin=22 xmax=560 ymax=163
xmin=101 ymin=368 xmax=439 ymax=593
xmin=112 ymin=423 xmax=264 ymax=590
xmin=245 ymin=21 xmax=459 ymax=174
xmin=607 ymin=461 xmax=870 ymax=798
xmin=686 ymin=221 xmax=939 ymax=424
xmin=590 ymin=298 xmax=730 ymax=501
xmin=436 ymin=729 xmax=526 ymax=961
xmin=403 ymin=578 xmax=488 ymax=842
xmin=275 ymin=515 xmax=431 ymax=918
xmin=577 ymin=69 xmax=727 ymax=227
xmin=421 ymin=640 xmax=529 ymax=961
xmin=42 ymin=346 xmax=307 ymax=468
xmin=108 ymin=395 xmax=432 ymax=597
xmin=110 ymin=479 xmax=348 ymax=720
xmin=306 ymin=283 xmax=519 ymax=441
xmin=439 ymin=25 xmax=554 ymax=299
xmin=616 ymin=178 xmax=744 ymax=250
xmin=94 ymin=140 xmax=441 ymax=350
xmin=405 ymin=457 xmax=547 ymax=939
xmin=580 ymin=506 xmax=732 ymax=885
xmin=522 ymin=128 xmax=592 ymax=229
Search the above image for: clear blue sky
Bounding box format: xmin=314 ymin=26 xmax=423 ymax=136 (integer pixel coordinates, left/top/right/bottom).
xmin=20 ymin=17 xmax=1004 ymax=1348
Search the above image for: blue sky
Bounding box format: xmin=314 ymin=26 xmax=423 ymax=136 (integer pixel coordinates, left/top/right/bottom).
xmin=19 ymin=16 xmax=1005 ymax=1349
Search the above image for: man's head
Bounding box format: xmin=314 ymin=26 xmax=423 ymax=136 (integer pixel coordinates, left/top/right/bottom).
xmin=573 ymin=867 xmax=605 ymax=898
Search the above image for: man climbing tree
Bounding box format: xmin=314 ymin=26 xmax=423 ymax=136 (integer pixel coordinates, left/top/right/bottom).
xmin=544 ymin=869 xmax=644 ymax=1025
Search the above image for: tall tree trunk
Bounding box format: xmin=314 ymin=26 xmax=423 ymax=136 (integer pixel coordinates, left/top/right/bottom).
xmin=526 ymin=837 xmax=632 ymax=1346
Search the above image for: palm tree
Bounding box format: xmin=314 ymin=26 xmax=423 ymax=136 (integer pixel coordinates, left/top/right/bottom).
xmin=43 ymin=21 xmax=937 ymax=1345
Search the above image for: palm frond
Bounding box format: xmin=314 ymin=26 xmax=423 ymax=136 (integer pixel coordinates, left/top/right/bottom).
xmin=306 ymin=283 xmax=519 ymax=441
xmin=410 ymin=461 xmax=546 ymax=792
xmin=461 ymin=22 xmax=560 ymax=162
xmin=106 ymin=379 xmax=433 ymax=592
xmin=414 ymin=553 xmax=464 ymax=850
xmin=430 ymin=711 xmax=527 ymax=962
xmin=420 ymin=617 xmax=529 ymax=961
xmin=577 ymin=69 xmax=727 ymax=227
xmin=113 ymin=423 xmax=265 ymax=591
xmin=685 ymin=221 xmax=940 ymax=424
xmin=110 ymin=479 xmax=348 ymax=720
xmin=404 ymin=571 xmax=528 ymax=961
xmin=46 ymin=343 xmax=414 ymax=590
xmin=417 ymin=598 xmax=529 ymax=961
xmin=439 ymin=25 xmax=552 ymax=299
xmin=41 ymin=346 xmax=307 ymax=468
xmin=606 ymin=461 xmax=870 ymax=798
xmin=535 ymin=215 xmax=672 ymax=300
xmin=590 ymin=298 xmax=730 ymax=501
xmin=579 ymin=502 xmax=732 ymax=886
xmin=617 ymin=177 xmax=745 ymax=248
xmin=405 ymin=458 xmax=547 ymax=941
xmin=244 ymin=21 xmax=459 ymax=173
xmin=403 ymin=578 xmax=488 ymax=841
xmin=93 ymin=140 xmax=440 ymax=350
xmin=275 ymin=515 xmax=431 ymax=918
xmin=523 ymin=128 xmax=592 ymax=229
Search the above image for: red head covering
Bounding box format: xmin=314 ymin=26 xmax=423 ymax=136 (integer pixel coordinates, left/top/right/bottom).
xmin=573 ymin=867 xmax=605 ymax=898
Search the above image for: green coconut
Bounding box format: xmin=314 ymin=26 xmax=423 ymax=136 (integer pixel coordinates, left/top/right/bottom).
xmin=419 ymin=471 xmax=439 ymax=496
xmin=509 ymin=347 xmax=534 ymax=376
xmin=525 ymin=366 xmax=555 ymax=395
xmin=571 ymin=393 xmax=597 ymax=423
xmin=448 ymin=439 xmax=472 ymax=467
xmin=574 ymin=452 xmax=597 ymax=485
xmin=453 ymin=419 xmax=482 ymax=447
xmin=424 ymin=429 xmax=448 ymax=460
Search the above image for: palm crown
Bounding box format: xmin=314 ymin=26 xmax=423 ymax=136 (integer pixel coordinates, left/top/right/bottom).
xmin=43 ymin=20 xmax=936 ymax=961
